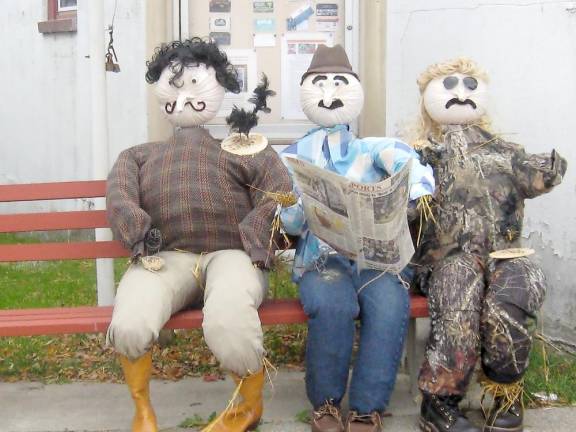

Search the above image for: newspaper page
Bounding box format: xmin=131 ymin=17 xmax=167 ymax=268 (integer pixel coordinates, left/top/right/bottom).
xmin=284 ymin=156 xmax=414 ymax=274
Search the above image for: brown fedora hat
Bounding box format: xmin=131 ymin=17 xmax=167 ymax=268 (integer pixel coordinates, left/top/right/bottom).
xmin=301 ymin=44 xmax=359 ymax=85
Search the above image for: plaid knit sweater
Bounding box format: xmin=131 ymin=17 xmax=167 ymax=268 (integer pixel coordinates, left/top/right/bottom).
xmin=106 ymin=127 xmax=292 ymax=265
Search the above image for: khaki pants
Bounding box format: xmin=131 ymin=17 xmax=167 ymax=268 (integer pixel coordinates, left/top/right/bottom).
xmin=106 ymin=250 xmax=268 ymax=376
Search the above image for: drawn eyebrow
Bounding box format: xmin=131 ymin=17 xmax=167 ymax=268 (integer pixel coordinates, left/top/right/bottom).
xmin=334 ymin=75 xmax=349 ymax=84
xmin=312 ymin=75 xmax=328 ymax=84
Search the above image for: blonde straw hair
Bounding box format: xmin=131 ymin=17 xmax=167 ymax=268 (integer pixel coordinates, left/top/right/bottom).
xmin=412 ymin=57 xmax=491 ymax=148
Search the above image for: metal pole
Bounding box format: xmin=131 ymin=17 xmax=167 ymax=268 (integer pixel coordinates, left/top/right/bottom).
xmin=172 ymin=0 xmax=189 ymax=41
xmin=89 ymin=1 xmax=115 ymax=306
xmin=172 ymin=0 xmax=180 ymax=41
xmin=178 ymin=0 xmax=182 ymax=40
xmin=180 ymin=0 xmax=189 ymax=40
xmin=344 ymin=0 xmax=361 ymax=135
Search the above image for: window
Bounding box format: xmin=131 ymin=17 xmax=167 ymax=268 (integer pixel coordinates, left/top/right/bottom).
xmin=57 ymin=0 xmax=77 ymax=13
xmin=38 ymin=0 xmax=77 ymax=34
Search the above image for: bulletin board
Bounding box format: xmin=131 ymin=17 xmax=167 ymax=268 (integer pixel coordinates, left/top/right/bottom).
xmin=187 ymin=0 xmax=360 ymax=142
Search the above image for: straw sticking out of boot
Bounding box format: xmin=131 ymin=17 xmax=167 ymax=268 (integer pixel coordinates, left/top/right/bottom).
xmin=201 ymin=378 xmax=244 ymax=432
xmin=479 ymin=375 xmax=524 ymax=421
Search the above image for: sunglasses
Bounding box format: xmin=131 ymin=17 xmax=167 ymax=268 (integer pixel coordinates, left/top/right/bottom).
xmin=443 ymin=76 xmax=478 ymax=91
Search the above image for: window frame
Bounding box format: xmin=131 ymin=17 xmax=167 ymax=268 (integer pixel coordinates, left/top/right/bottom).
xmin=56 ymin=0 xmax=78 ymax=13
xmin=38 ymin=0 xmax=78 ymax=34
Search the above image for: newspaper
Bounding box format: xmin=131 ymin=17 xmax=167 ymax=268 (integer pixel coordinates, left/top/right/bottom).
xmin=284 ymin=156 xmax=414 ymax=274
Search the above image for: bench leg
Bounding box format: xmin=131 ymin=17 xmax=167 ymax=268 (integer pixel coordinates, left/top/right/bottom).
xmin=407 ymin=317 xmax=419 ymax=395
xmin=158 ymin=329 xmax=175 ymax=348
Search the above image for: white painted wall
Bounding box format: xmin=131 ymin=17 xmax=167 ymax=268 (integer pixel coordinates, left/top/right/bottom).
xmin=0 ymin=0 xmax=148 ymax=212
xmin=386 ymin=0 xmax=576 ymax=341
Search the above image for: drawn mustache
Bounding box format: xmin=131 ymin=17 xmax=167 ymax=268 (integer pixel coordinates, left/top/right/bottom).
xmin=318 ymin=99 xmax=344 ymax=110
xmin=445 ymin=98 xmax=477 ymax=109
xmin=186 ymin=101 xmax=206 ymax=112
xmin=164 ymin=100 xmax=207 ymax=114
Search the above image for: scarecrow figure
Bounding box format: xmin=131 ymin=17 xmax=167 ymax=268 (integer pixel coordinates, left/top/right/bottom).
xmin=412 ymin=58 xmax=567 ymax=432
xmin=279 ymin=45 xmax=435 ymax=432
xmin=106 ymin=38 xmax=292 ymax=432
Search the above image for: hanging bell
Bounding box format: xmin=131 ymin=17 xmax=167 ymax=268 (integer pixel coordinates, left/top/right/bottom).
xmin=105 ymin=52 xmax=121 ymax=73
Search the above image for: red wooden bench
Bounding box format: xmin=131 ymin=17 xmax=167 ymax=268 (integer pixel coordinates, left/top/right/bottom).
xmin=0 ymin=180 xmax=428 ymax=392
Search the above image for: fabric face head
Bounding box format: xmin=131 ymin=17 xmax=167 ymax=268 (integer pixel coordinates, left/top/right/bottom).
xmin=423 ymin=72 xmax=488 ymax=125
xmin=154 ymin=62 xmax=225 ymax=127
xmin=300 ymin=73 xmax=364 ymax=127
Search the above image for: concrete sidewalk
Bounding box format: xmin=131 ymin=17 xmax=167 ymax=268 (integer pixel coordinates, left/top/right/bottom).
xmin=1 ymin=371 xmax=575 ymax=432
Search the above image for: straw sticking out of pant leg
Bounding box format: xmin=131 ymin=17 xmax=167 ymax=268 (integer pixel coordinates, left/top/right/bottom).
xmin=263 ymin=356 xmax=278 ymax=398
xmin=201 ymin=377 xmax=244 ymax=432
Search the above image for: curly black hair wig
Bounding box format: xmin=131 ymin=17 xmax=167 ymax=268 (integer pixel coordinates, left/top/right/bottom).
xmin=145 ymin=37 xmax=241 ymax=94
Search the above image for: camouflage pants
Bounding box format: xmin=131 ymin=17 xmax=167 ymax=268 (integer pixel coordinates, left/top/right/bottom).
xmin=418 ymin=253 xmax=547 ymax=396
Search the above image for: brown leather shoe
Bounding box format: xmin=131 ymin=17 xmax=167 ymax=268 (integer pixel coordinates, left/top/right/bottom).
xmin=345 ymin=411 xmax=383 ymax=432
xmin=311 ymin=401 xmax=344 ymax=432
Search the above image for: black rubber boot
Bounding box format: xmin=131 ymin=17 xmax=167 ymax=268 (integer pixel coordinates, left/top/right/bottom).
xmin=483 ymin=396 xmax=523 ymax=432
xmin=419 ymin=393 xmax=482 ymax=432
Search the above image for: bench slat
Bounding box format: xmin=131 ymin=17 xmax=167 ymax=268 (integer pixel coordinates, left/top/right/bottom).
xmin=0 ymin=210 xmax=110 ymax=233
xmin=408 ymin=294 xmax=429 ymax=318
xmin=0 ymin=181 xmax=106 ymax=203
xmin=0 ymin=318 xmax=112 ymax=336
xmin=0 ymin=306 xmax=110 ymax=317
xmin=0 ymin=301 xmax=305 ymax=337
xmin=0 ymin=297 xmax=428 ymax=337
xmin=0 ymin=241 xmax=130 ymax=262
xmin=0 ymin=307 xmax=113 ymax=321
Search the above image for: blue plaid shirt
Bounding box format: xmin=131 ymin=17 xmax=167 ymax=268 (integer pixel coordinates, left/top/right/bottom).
xmin=279 ymin=125 xmax=435 ymax=281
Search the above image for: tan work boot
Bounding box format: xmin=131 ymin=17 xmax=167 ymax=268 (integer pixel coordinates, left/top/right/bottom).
xmin=120 ymin=352 xmax=158 ymax=432
xmin=202 ymin=368 xmax=264 ymax=431
xmin=311 ymin=401 xmax=344 ymax=432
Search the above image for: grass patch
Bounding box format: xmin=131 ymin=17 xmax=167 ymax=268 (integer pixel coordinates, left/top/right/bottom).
xmin=268 ymin=260 xmax=298 ymax=298
xmin=0 ymin=258 xmax=128 ymax=309
xmin=0 ymin=233 xmax=39 ymax=245
xmin=524 ymin=340 xmax=576 ymax=406
xmin=0 ymin=260 xmax=97 ymax=309
xmin=295 ymin=408 xmax=311 ymax=424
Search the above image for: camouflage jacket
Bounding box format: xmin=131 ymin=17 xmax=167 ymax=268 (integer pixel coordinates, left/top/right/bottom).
xmin=413 ymin=125 xmax=567 ymax=275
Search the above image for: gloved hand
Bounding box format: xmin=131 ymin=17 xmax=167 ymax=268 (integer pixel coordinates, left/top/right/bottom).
xmin=144 ymin=228 xmax=162 ymax=255
xmin=130 ymin=228 xmax=162 ymax=264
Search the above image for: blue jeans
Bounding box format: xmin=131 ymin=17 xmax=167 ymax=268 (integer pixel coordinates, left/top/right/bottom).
xmin=299 ymin=255 xmax=410 ymax=414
